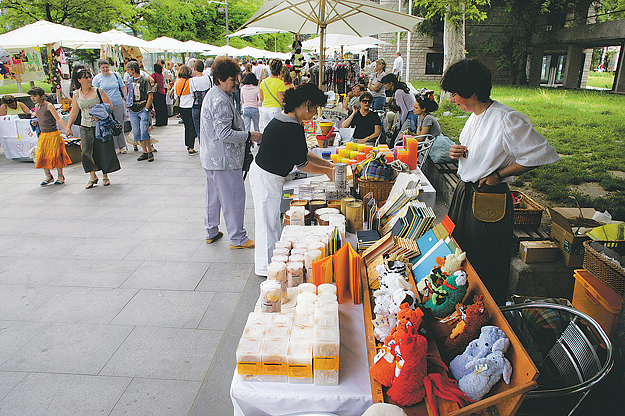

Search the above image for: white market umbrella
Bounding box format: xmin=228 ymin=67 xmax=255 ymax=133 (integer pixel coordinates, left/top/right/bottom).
xmin=238 ymin=46 xmax=272 ymax=59
xmin=208 ymin=45 xmax=241 ymax=57
xmin=147 ymin=36 xmax=191 ymax=52
xmin=227 ymin=27 xmax=292 ymax=38
xmin=183 ymin=40 xmax=219 ymax=53
xmin=73 ymin=29 xmax=161 ymax=53
xmin=237 ymin=0 xmax=423 ymax=87
xmin=0 ymin=20 xmax=108 ymax=49
xmin=301 ymin=34 xmax=388 ymax=50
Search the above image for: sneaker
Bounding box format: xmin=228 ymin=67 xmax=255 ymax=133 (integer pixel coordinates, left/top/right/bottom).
xmin=230 ymin=239 xmax=255 ymax=249
xmin=133 ymin=145 xmax=139 ymax=152
xmin=147 ymin=152 xmax=154 ymax=162
xmin=188 ymin=149 xmax=198 ymax=155
xmin=152 ymin=147 xmax=157 ymax=152
xmin=137 ymin=153 xmax=148 ymax=161
xmin=206 ymin=231 xmax=223 ymax=244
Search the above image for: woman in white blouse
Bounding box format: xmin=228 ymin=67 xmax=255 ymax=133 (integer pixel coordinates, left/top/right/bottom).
xmin=441 ymin=58 xmax=560 ymax=305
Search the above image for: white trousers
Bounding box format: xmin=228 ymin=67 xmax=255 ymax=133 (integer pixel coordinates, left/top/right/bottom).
xmin=249 ymin=161 xmax=284 ymax=276
xmin=260 ymin=106 xmax=281 ymax=132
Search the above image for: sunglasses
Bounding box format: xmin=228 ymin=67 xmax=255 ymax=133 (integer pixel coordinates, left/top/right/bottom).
xmin=5 ymin=98 xmax=16 ymax=104
xmin=361 ymin=99 xmax=372 ymax=104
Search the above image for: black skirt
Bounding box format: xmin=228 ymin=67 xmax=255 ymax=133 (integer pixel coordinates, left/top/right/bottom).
xmin=447 ymin=181 xmax=513 ymax=305
xmin=80 ymin=126 xmax=121 ymax=174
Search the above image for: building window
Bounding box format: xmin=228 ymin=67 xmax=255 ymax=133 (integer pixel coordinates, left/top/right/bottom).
xmin=425 ymin=53 xmax=443 ymax=75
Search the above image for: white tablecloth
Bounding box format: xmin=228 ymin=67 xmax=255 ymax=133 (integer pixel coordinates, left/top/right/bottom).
xmin=230 ymin=303 xmax=373 ymax=416
xmin=0 ymin=116 xmax=38 ymax=159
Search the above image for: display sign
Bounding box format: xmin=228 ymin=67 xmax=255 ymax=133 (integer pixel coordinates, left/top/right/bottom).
xmin=0 ymin=48 xmax=45 ymax=85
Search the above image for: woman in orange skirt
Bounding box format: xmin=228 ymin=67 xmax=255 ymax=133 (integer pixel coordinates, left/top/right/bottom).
xmin=28 ymin=87 xmax=72 ymax=186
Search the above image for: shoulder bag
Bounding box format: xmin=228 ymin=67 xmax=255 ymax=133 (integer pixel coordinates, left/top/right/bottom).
xmin=262 ymin=79 xmax=283 ymax=108
xmin=172 ymin=78 xmax=187 ymax=114
xmin=96 ymin=88 xmax=123 ymax=136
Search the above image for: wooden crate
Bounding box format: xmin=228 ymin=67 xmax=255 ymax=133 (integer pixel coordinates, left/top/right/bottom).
xmin=361 ymin=246 xmax=539 ymax=416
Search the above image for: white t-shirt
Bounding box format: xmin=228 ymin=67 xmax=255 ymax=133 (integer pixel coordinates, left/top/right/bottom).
xmin=393 ymin=56 xmax=404 ymax=77
xmin=369 ymin=71 xmax=386 ymax=98
xmin=457 ymin=101 xmax=560 ymax=183
xmin=189 ymin=75 xmax=212 ymax=95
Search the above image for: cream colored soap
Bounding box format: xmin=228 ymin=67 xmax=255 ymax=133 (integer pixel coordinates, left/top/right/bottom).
xmin=288 ymin=341 xmax=313 ymax=384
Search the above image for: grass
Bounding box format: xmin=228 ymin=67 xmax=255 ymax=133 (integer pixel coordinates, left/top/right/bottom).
xmin=0 ymin=80 xmax=51 ymax=96
xmin=412 ymin=81 xmax=625 ymax=220
xmin=586 ymin=71 xmax=614 ymax=90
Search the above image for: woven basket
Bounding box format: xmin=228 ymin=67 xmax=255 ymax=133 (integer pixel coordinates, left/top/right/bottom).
xmin=358 ymin=178 xmax=394 ymax=204
xmin=583 ymin=240 xmax=625 ymax=296
xmin=512 ymin=190 xmax=544 ymax=228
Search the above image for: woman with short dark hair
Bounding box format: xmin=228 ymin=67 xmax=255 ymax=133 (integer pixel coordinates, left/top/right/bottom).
xmin=241 ymin=73 xmax=261 ymax=132
xmin=199 ymin=57 xmax=262 ymax=249
xmin=342 ymin=91 xmax=381 ymax=145
xmin=174 ymin=64 xmax=197 ymax=154
xmin=0 ymin=94 xmax=30 ymax=116
xmin=249 ymin=83 xmax=334 ymax=277
xmin=442 ymin=58 xmax=560 ymax=304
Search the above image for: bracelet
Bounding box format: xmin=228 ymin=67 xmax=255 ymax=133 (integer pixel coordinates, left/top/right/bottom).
xmin=495 ymin=170 xmax=503 ymax=181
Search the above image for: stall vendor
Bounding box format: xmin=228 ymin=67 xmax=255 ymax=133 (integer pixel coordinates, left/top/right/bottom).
xmin=342 ymin=92 xmax=381 ymax=145
xmin=441 ymin=59 xmax=560 ymax=305
xmin=0 ymin=95 xmax=31 ymax=116
xmin=249 ymin=83 xmax=335 ymax=277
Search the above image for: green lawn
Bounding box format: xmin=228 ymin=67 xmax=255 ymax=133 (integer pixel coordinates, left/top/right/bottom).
xmin=0 ymin=80 xmax=51 ymax=96
xmin=412 ymin=81 xmax=625 ymax=220
xmin=586 ymin=71 xmax=614 ymax=89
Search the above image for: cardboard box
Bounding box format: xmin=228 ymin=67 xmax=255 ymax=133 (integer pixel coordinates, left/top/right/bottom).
xmin=548 ymin=207 xmax=598 ymax=268
xmin=519 ymin=240 xmax=558 ymax=263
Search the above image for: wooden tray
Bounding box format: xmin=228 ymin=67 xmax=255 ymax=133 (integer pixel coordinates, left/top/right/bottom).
xmin=361 ymin=245 xmax=539 ymax=416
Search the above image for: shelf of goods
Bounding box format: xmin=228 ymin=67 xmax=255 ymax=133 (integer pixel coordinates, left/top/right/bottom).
xmin=361 ymin=246 xmax=539 ymax=416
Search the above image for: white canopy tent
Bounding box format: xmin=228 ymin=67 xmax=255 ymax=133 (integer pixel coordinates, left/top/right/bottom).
xmin=183 ymin=40 xmax=219 ymax=54
xmin=146 ymin=36 xmax=191 ymax=53
xmin=238 ymin=46 xmax=272 ymax=58
xmin=207 ymin=45 xmax=242 ymax=57
xmin=0 ymin=20 xmax=108 ymax=49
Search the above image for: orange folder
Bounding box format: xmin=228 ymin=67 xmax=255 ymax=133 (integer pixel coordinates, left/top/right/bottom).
xmin=312 ymin=243 xmax=362 ymax=304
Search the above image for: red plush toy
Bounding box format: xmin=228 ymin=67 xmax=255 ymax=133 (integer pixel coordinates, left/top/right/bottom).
xmin=369 ymin=304 xmax=425 ymax=387
xmin=387 ymin=324 xmax=428 ymax=406
xmin=443 ymin=295 xmax=490 ymax=356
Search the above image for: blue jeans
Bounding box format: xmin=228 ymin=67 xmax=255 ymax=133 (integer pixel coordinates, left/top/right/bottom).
xmin=372 ymin=96 xmax=385 ymax=111
xmin=192 ymin=108 xmax=201 ymax=143
xmin=128 ymin=108 xmax=150 ymax=142
xmin=242 ymin=107 xmax=260 ymax=132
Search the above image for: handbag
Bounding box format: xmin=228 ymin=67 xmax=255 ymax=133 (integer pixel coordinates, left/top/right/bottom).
xmin=172 ymin=79 xmax=187 ymax=114
xmin=359 ymin=152 xmax=394 ymax=182
xmin=96 ymin=88 xmax=123 ymax=136
xmin=472 ymin=185 xmax=507 ymax=222
xmin=242 ymin=138 xmax=254 ymax=180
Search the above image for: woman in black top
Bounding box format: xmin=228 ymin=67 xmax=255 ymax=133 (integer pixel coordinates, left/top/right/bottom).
xmin=249 ymin=83 xmax=335 ymax=277
xmin=341 ymin=91 xmax=381 ymax=144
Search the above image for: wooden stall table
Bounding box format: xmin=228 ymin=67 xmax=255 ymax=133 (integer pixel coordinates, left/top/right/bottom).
xmin=361 ymin=240 xmax=539 ymax=416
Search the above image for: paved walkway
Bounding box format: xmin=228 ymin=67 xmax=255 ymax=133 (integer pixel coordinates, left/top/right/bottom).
xmin=0 ymin=122 xmax=260 ymax=415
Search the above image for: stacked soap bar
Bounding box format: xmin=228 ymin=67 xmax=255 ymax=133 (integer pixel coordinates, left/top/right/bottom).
xmin=236 ymin=284 xmax=340 ymax=385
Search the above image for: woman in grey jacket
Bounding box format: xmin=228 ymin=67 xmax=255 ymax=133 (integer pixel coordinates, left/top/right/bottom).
xmin=199 ymin=57 xmax=262 ymax=249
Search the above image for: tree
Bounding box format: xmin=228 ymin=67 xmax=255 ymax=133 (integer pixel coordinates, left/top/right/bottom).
xmin=413 ymin=0 xmax=490 ymax=74
xmin=0 ymin=0 xmax=126 ymax=33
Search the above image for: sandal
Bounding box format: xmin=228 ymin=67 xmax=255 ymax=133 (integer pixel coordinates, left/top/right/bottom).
xmin=85 ymin=178 xmax=98 ymax=189
xmin=103 ymin=178 xmax=111 ymax=186
xmin=120 ymin=148 xmax=127 ymax=154
xmin=54 ymin=174 xmax=65 ymax=185
xmin=40 ymin=174 xmax=54 ymax=186
xmin=133 ymin=145 xmax=139 ymax=152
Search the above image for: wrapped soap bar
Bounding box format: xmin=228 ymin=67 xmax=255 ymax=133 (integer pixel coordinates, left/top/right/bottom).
xmin=262 ymin=339 xmax=289 ymax=382
xmin=315 ymin=300 xmax=339 ymax=316
xmin=266 ymin=325 xmax=291 ymax=341
xmin=236 ymin=338 xmax=263 ymax=380
xmin=288 ymin=341 xmax=313 ymax=384
xmin=246 ymin=312 xmax=272 ymax=326
xmin=313 ymin=326 xmax=340 ymax=386
xmin=315 ymin=313 xmax=339 ymax=329
xmin=242 ymin=324 xmax=267 ymax=340
xmin=260 ymin=280 xmax=282 ymax=313
xmin=286 ymin=261 xmax=304 ymax=288
xmin=293 ymin=314 xmax=315 ymax=328
xmin=290 ymin=325 xmax=315 ymax=341
xmin=271 ymin=313 xmax=293 ymax=327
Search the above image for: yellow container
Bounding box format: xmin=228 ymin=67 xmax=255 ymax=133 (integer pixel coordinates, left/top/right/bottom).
xmin=573 ymin=269 xmax=622 ymax=339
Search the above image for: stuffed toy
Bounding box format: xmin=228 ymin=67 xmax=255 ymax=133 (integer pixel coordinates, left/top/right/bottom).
xmin=449 ymin=325 xmax=510 ymax=382
xmin=457 ymin=350 xmax=513 ymax=401
xmin=440 ymin=249 xmax=466 ymax=276
xmin=372 ymin=270 xmax=414 ymax=341
xmin=386 ymin=325 xmax=428 ymax=406
xmin=420 ymin=269 xmax=468 ymax=318
xmin=443 ymin=295 xmax=490 ymax=356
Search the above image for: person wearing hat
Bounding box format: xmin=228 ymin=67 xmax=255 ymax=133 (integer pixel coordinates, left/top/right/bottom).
xmin=0 ymin=95 xmax=30 ymax=116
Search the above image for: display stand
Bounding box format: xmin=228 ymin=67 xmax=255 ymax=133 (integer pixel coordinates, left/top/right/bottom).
xmin=362 ymin=240 xmax=539 ymax=416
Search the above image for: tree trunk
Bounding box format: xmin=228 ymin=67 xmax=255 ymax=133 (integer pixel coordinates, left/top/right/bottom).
xmin=441 ymin=7 xmax=465 ymax=100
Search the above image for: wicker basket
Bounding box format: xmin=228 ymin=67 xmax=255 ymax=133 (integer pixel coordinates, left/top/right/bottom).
xmin=357 ymin=178 xmax=395 ymax=204
xmin=583 ymin=240 xmax=625 ymax=296
xmin=512 ymin=190 xmax=544 ymax=228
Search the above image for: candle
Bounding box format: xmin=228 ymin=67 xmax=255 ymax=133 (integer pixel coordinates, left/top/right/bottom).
xmin=307 ymin=242 xmax=326 ymax=258
xmin=356 ymin=152 xmax=366 ymax=162
xmin=293 ymin=314 xmax=315 ymax=328
xmin=287 ymin=261 xmax=304 ymax=287
xmin=406 ymin=138 xmax=419 ymax=170
xmin=304 ymin=249 xmax=323 ymax=270
xmin=273 ymin=247 xmax=290 ymax=258
xmin=345 ymin=142 xmax=353 ymax=151
xmin=357 ymin=143 xmax=366 ymax=152
xmin=351 ymin=150 xmax=359 ymax=159
xmin=398 ymin=149 xmax=410 ymax=165
xmin=293 ymin=241 xmax=308 ymax=251
xmin=384 ymin=153 xmax=394 ymax=163
xmin=337 ymin=148 xmax=346 ymax=158
xmin=267 ymin=261 xmax=288 ymax=304
xmin=290 ymin=248 xmax=307 ymax=256
xmin=346 ymin=200 xmax=363 ymax=233
xmin=317 ymin=292 xmax=338 ymax=302
xmin=297 ymin=292 xmax=317 ymax=304
xmin=298 ymin=283 xmax=317 ymax=295
xmin=275 ymin=240 xmax=292 ymax=251
xmin=289 ymin=254 xmax=305 ymax=264
xmin=364 ymin=145 xmax=373 ymax=154
xmin=271 ymin=254 xmax=289 ymax=264
xmin=260 ymin=280 xmax=282 ymax=313
xmin=340 ymin=197 xmax=355 ymax=215
xmin=318 ymin=283 xmax=337 ymax=294
xmin=295 ymin=302 xmax=315 ymax=315
xmin=330 ymin=154 xmax=339 ymax=163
